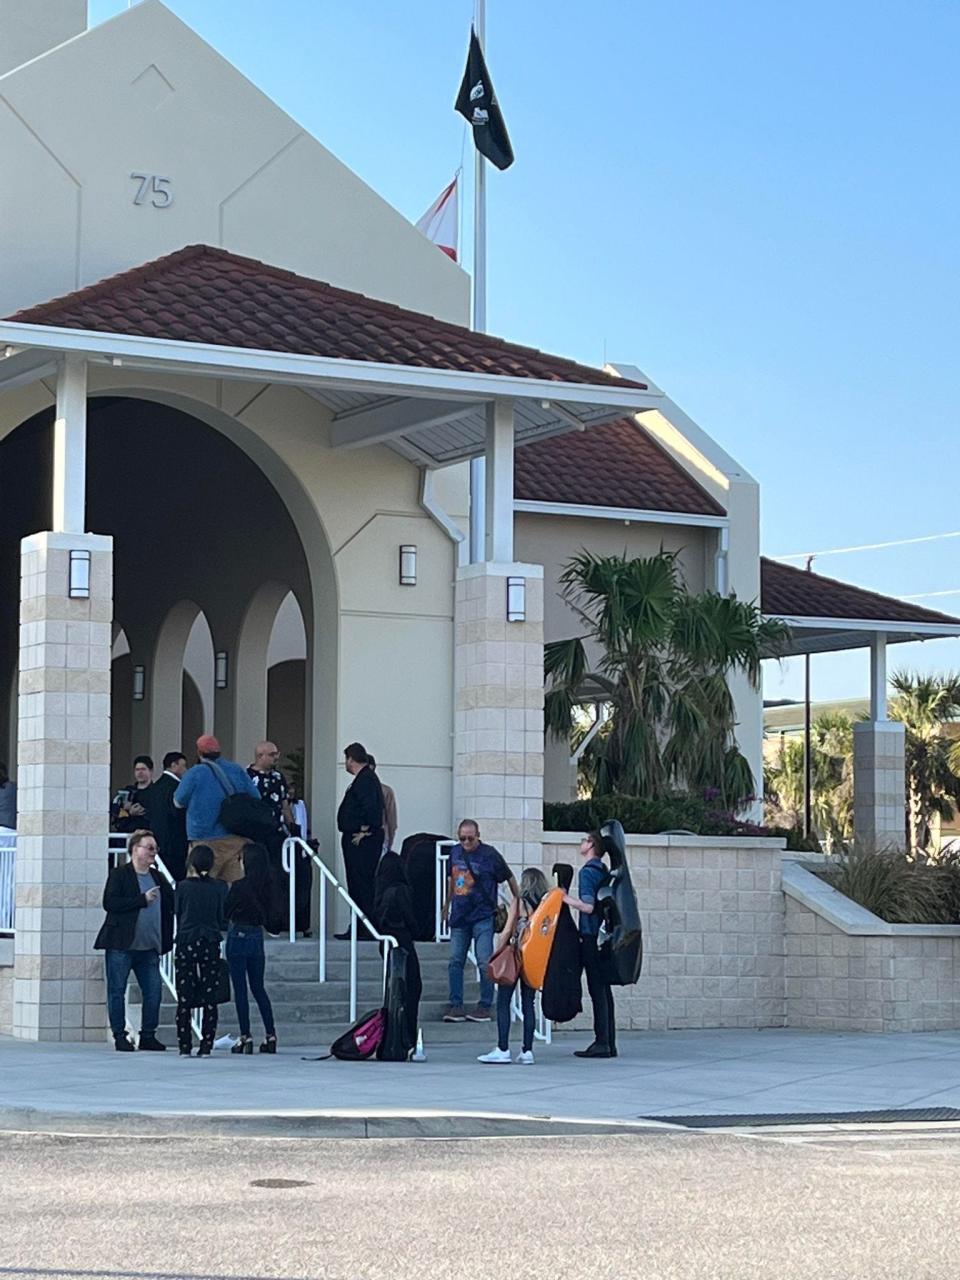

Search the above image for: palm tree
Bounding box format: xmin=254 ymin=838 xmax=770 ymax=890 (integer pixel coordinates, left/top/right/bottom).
xmin=763 ymin=713 xmax=853 ymax=850
xmin=889 ymin=672 xmax=960 ymax=858
xmin=545 ymin=550 xmax=787 ymax=809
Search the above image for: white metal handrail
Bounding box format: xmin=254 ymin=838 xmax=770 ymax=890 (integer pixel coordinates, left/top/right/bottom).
xmin=282 ymin=835 xmax=396 ymax=1022
xmin=108 ymin=841 xmax=201 ymax=1039
xmin=0 ymin=832 xmax=14 ymax=934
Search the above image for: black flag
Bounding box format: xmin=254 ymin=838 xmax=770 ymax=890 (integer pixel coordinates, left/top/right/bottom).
xmin=455 ymin=27 xmax=514 ymax=171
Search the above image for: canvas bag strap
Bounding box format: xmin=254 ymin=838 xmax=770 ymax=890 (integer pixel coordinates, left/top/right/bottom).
xmin=202 ymin=759 xmax=237 ymax=797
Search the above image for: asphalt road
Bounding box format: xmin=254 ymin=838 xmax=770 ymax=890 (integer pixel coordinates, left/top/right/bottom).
xmin=1 ymin=1125 xmax=958 ymax=1279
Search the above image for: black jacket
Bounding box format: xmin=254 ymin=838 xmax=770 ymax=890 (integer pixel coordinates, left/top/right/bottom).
xmin=337 ymin=765 xmax=384 ymax=834
xmin=93 ymin=862 xmax=174 ymax=954
xmin=145 ymin=773 xmax=188 ymax=881
xmin=174 ymin=876 xmax=227 ymax=947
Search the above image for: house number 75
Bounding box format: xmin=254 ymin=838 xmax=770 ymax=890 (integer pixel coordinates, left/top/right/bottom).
xmin=130 ymin=173 xmax=173 ymax=208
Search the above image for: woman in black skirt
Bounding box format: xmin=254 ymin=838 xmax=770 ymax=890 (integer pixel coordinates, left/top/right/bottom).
xmin=173 ymin=844 xmax=227 ymax=1056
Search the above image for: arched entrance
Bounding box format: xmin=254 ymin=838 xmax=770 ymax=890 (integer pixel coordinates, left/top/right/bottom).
xmin=0 ymin=393 xmax=337 ymax=833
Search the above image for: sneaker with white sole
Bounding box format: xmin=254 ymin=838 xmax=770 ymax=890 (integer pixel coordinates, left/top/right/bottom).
xmin=515 ymin=1050 xmax=535 ymax=1065
xmin=477 ymin=1047 xmax=511 ymax=1065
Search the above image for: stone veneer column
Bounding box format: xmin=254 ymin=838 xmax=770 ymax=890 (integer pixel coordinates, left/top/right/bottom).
xmin=453 ymin=563 xmax=544 ymax=869
xmin=852 ymin=719 xmax=906 ymax=852
xmin=13 ymin=531 xmax=113 ymax=1041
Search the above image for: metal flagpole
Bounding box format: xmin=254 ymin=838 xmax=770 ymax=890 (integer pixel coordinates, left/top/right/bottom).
xmin=468 ymin=0 xmax=487 ymax=562
xmin=803 ymin=555 xmax=814 ymax=839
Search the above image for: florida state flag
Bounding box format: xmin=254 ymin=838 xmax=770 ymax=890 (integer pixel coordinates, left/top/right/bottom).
xmin=455 ymin=27 xmax=514 ymax=171
xmin=415 ymin=177 xmax=459 ymax=261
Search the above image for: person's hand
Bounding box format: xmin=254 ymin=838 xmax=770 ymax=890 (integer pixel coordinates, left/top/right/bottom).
xmin=145 ymin=886 xmax=160 ymax=904
xmin=351 ymin=831 xmax=365 ymax=846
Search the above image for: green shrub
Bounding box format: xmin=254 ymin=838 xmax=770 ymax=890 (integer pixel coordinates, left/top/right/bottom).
xmin=815 ymin=849 xmax=960 ymax=924
xmin=542 ymin=793 xmax=819 ymax=846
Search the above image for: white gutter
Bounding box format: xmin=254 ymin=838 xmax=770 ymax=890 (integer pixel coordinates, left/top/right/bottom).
xmin=767 ymin=615 xmax=960 ymax=637
xmin=0 ymin=321 xmax=662 ymax=412
xmin=514 ymin=498 xmax=728 ymax=529
xmin=420 ymin=471 xmax=467 ymax=568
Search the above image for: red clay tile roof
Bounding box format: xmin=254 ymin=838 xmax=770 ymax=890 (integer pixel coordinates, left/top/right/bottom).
xmin=8 ymin=244 xmax=646 ymax=390
xmin=515 ymin=417 xmax=725 ymax=517
xmin=761 ymin=557 xmax=960 ymax=627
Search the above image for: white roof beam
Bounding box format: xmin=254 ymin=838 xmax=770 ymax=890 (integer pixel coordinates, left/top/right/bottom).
xmin=329 ymin=395 xmax=481 ymax=450
xmin=0 ymin=321 xmax=659 ymax=414
xmin=0 ymin=346 xmax=59 ymax=391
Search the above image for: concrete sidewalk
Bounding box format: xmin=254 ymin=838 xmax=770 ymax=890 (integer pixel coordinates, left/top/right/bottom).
xmin=4 ymin=1027 xmax=960 ymax=1137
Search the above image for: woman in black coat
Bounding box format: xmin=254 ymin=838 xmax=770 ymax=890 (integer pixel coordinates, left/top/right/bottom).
xmin=374 ymin=851 xmax=422 ymax=1049
xmin=173 ymin=844 xmax=227 ymax=1056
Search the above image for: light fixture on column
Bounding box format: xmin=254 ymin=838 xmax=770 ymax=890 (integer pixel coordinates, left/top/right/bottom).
xmin=132 ymin=665 xmax=145 ymax=701
xmin=507 ymin=576 xmax=526 ymax=623
xmin=399 ymin=544 xmax=418 ymax=586
xmin=68 ymin=549 xmax=90 ymax=599
xmin=215 ymin=650 xmax=229 ymax=689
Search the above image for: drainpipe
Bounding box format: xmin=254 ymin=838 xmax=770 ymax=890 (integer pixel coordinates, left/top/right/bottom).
xmin=420 ymin=470 xmax=467 ymax=567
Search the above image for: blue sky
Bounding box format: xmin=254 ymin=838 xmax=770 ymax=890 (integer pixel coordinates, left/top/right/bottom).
xmin=91 ymin=0 xmax=960 ymax=704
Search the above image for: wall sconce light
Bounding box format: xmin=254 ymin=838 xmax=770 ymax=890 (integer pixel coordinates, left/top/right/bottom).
xmin=215 ymin=651 xmax=229 ymax=689
xmin=68 ymin=549 xmax=91 ymax=599
xmin=399 ymin=544 xmax=417 ymax=586
xmin=132 ymin=665 xmax=145 ymax=701
xmin=507 ymin=576 xmax=526 ymax=623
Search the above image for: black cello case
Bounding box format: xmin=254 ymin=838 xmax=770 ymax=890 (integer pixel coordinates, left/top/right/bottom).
xmin=597 ymin=819 xmax=643 ymax=987
xmin=540 ymin=863 xmax=583 ymax=1023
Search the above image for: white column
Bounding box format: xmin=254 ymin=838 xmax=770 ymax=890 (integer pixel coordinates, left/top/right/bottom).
xmin=484 ymin=398 xmax=515 ymax=564
xmin=52 ymin=356 xmax=87 ymax=534
xmin=869 ymin=632 xmax=887 ymax=721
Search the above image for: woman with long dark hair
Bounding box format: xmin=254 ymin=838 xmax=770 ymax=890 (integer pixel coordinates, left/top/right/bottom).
xmin=226 ymin=842 xmax=278 ymax=1054
xmin=173 ymin=843 xmax=227 ymax=1057
xmin=564 ymin=832 xmax=616 ymax=1058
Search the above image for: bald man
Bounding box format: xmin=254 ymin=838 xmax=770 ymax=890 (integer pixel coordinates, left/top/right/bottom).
xmin=247 ymin=741 xmax=312 ymax=935
xmin=247 ymin=742 xmax=294 ymax=834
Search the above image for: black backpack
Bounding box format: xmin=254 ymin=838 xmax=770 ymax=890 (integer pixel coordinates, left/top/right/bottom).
xmin=329 ymin=1008 xmax=386 ymax=1060
xmin=202 ymin=761 xmax=277 ymax=843
xmin=378 ymin=946 xmax=413 ymax=1062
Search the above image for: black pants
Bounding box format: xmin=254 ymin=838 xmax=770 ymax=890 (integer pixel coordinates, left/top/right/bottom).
xmin=341 ymin=829 xmax=383 ymax=930
xmin=174 ymin=936 xmax=220 ymax=1053
xmin=581 ymin=934 xmax=616 ymax=1051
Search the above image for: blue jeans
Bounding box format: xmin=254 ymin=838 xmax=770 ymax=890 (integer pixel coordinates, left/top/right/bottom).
xmin=105 ymin=948 xmax=161 ymax=1039
xmin=226 ymin=925 xmax=275 ymax=1038
xmin=497 ymin=978 xmax=535 ymax=1054
xmin=448 ymin=917 xmax=495 ymax=1008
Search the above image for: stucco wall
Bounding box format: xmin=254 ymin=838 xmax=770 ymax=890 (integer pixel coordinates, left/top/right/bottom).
xmin=0 ymin=0 xmax=469 ymax=322
xmin=542 ymin=833 xmax=786 ymax=1031
xmin=0 ymin=370 xmax=463 ymax=859
xmin=784 ymin=863 xmax=960 ymax=1032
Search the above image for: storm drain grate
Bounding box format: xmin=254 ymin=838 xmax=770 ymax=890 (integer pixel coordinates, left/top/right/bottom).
xmin=644 ymin=1107 xmax=960 ymax=1128
xmin=249 ymin=1178 xmax=314 ymax=1189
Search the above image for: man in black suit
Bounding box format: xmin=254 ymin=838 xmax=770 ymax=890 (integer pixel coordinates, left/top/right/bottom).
xmin=336 ymin=742 xmax=384 ymax=939
xmin=94 ymin=830 xmax=174 ymax=1051
xmin=145 ymin=751 xmax=189 ymax=881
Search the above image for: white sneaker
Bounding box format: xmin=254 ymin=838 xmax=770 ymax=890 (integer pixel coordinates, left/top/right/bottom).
xmin=477 ymin=1047 xmax=511 ymax=1065
xmin=515 ymin=1050 xmax=535 ymax=1065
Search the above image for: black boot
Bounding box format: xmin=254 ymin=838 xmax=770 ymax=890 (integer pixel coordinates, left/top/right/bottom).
xmin=114 ymin=1034 xmax=135 ymax=1053
xmin=574 ymin=1042 xmax=614 ymax=1059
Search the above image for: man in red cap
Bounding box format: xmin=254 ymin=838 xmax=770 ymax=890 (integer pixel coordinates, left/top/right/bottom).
xmin=173 ymin=734 xmax=260 ymax=882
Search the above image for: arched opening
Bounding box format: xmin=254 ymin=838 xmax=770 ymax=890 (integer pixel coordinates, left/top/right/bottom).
xmin=183 ymin=610 xmax=215 ymax=739
xmin=110 ymin=628 xmax=133 ymax=794
xmin=267 ymin=591 xmax=307 ymax=774
xmin=0 ymin=392 xmax=336 ymax=837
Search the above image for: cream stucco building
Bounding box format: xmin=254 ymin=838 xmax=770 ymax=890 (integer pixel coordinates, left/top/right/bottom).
xmin=3 ymin=1 xmax=954 ymax=1041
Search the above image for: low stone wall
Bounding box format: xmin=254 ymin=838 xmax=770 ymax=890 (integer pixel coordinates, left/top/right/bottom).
xmin=784 ymin=861 xmax=960 ymax=1032
xmin=541 ymin=833 xmax=786 ymax=1031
